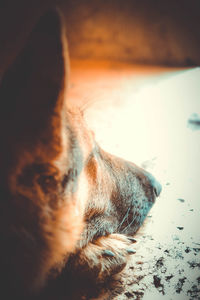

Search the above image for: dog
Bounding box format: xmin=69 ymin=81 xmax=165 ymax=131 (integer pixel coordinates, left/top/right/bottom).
xmin=0 ymin=9 xmax=161 ymax=299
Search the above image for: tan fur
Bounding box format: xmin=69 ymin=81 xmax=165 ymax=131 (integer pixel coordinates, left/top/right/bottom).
xmin=0 ymin=9 xmax=161 ymax=299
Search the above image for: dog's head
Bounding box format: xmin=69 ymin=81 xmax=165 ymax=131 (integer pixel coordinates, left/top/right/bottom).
xmin=0 ymin=9 xmax=161 ymax=297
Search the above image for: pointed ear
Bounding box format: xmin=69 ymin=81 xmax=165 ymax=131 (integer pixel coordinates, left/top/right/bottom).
xmin=0 ymin=9 xmax=69 ymax=150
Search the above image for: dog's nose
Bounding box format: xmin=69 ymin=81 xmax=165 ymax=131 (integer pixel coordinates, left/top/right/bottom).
xmin=145 ymin=171 xmax=162 ymax=197
xmin=153 ymin=179 xmax=162 ymax=197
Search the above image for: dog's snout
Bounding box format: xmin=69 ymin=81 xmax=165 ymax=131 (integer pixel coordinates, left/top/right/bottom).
xmin=145 ymin=171 xmax=162 ymax=197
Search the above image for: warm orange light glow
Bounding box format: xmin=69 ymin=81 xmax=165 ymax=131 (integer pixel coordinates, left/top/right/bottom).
xmin=68 ymin=59 xmax=181 ymax=107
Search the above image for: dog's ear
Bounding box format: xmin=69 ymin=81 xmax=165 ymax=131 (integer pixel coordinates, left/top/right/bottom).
xmin=0 ymin=9 xmax=69 ymax=159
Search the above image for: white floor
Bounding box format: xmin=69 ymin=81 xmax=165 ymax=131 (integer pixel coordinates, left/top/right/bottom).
xmin=68 ymin=62 xmax=200 ymax=299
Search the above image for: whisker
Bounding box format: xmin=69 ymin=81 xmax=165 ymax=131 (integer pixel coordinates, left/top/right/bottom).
xmin=117 ymin=207 xmax=131 ymax=231
xmin=78 ymin=91 xmax=108 ymax=114
xmin=121 ymin=216 xmax=136 ymax=233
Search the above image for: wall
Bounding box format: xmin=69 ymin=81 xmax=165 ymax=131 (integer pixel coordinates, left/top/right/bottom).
xmin=61 ymin=0 xmax=200 ymax=66
xmin=0 ymin=0 xmax=200 ymax=77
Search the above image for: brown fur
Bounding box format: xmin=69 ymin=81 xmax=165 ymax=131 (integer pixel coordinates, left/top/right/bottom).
xmin=0 ymin=9 xmax=161 ymax=299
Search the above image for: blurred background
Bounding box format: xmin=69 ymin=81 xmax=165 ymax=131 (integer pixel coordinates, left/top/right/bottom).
xmin=62 ymin=0 xmax=200 ymax=66
xmin=0 ymin=0 xmax=200 ymax=76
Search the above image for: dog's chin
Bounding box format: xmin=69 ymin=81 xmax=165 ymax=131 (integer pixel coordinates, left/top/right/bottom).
xmin=114 ymin=189 xmax=156 ymax=236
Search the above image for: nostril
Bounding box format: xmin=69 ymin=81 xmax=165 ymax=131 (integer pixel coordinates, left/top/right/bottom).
xmin=153 ymin=180 xmax=162 ymax=197
xmin=143 ymin=171 xmax=162 ymax=197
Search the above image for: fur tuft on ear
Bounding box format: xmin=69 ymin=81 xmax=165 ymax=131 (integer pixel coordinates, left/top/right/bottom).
xmin=0 ymin=9 xmax=69 ymax=155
